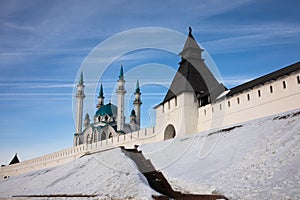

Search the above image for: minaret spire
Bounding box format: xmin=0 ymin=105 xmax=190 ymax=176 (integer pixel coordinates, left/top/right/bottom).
xmin=116 ymin=65 xmax=126 ymax=131
xmin=79 ymin=71 xmax=84 ymax=85
xmin=119 ymin=64 xmax=124 ymax=80
xmin=97 ymin=84 xmax=105 ymax=108
xmin=74 ymin=71 xmax=85 ymax=146
xmin=133 ymin=80 xmax=142 ymax=129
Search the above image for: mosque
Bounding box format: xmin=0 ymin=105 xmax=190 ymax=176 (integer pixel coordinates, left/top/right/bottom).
xmin=73 ymin=67 xmax=142 ymax=146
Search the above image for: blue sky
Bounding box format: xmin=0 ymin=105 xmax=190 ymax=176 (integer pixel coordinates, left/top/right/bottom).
xmin=0 ymin=0 xmax=300 ymax=164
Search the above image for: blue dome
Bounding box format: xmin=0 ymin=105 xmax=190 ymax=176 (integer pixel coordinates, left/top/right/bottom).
xmin=95 ymin=103 xmax=117 ymax=117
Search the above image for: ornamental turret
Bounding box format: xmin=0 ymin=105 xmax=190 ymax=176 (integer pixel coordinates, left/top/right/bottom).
xmin=84 ymin=113 xmax=90 ymax=129
xmin=129 ymin=109 xmax=138 ymax=132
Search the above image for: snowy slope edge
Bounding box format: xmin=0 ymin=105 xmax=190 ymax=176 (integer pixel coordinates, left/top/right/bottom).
xmin=140 ymin=109 xmax=300 ymax=200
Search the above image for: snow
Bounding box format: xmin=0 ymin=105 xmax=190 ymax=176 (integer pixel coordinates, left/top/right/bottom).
xmin=140 ymin=110 xmax=300 ymax=199
xmin=0 ymin=148 xmax=158 ymax=199
xmin=1 ymin=110 xmax=300 ymax=199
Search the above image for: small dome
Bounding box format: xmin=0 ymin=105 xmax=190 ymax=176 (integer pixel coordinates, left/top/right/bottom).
xmin=95 ymin=103 xmax=117 ymax=117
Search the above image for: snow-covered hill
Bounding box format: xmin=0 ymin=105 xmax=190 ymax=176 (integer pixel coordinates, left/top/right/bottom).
xmin=0 ymin=110 xmax=300 ymax=199
xmin=0 ymin=148 xmax=158 ymax=199
xmin=140 ymin=110 xmax=300 ymax=199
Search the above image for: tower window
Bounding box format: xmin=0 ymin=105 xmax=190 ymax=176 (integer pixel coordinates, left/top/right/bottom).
xmin=204 ymin=109 xmax=206 ymax=116
xmin=258 ymin=90 xmax=261 ymax=97
xmin=162 ymin=105 xmax=164 ymax=113
xmin=212 ymin=107 xmax=214 ymax=113
xmin=168 ymin=101 xmax=170 ymax=109
xmin=247 ymin=94 xmax=250 ymax=101
xmin=219 ymin=104 xmax=222 ymax=110
xmin=237 ymin=97 xmax=240 ymax=104
xmin=175 ymin=97 xmax=177 ymax=107
xmin=297 ymin=76 xmax=300 ymax=84
xmin=270 ymin=86 xmax=273 ymax=93
xmin=283 ymin=81 xmax=286 ymax=89
xmin=228 ymin=101 xmax=231 ymax=107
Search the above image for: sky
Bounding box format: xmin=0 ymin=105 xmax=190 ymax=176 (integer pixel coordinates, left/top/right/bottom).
xmin=0 ymin=0 xmax=300 ymax=164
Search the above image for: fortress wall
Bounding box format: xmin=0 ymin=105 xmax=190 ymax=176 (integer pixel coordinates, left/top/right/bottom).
xmin=0 ymin=144 xmax=86 ymax=178
xmin=155 ymin=92 xmax=198 ymax=138
xmin=1 ymin=126 xmax=158 ymax=179
xmin=198 ymin=71 xmax=300 ymax=132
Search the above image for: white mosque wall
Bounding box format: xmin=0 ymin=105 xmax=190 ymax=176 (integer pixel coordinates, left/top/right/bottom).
xmin=197 ymin=70 xmax=300 ymax=132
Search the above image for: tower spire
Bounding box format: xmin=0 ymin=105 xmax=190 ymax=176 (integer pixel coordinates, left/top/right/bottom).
xmin=97 ymin=84 xmax=105 ymax=108
xmin=135 ymin=80 xmax=140 ymax=94
xmin=79 ymin=71 xmax=84 ymax=85
xmin=119 ymin=64 xmax=124 ymax=80
xmin=99 ymin=84 xmax=104 ymax=98
xmin=188 ymin=26 xmax=195 ymax=39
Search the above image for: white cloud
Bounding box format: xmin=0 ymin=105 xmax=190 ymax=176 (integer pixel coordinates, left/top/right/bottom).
xmin=3 ymin=22 xmax=35 ymax=32
xmin=202 ymin=23 xmax=300 ymax=54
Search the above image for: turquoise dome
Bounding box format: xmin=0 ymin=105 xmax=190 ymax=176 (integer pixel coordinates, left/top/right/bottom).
xmin=95 ymin=103 xmax=117 ymax=117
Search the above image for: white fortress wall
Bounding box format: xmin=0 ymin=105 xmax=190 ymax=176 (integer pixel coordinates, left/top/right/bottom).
xmin=0 ymin=126 xmax=158 ymax=179
xmin=154 ymin=92 xmax=198 ymax=138
xmin=198 ymin=70 xmax=300 ymax=132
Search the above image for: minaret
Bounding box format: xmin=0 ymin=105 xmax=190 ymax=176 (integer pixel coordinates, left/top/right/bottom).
xmin=133 ymin=80 xmax=142 ymax=128
xmin=84 ymin=113 xmax=90 ymax=129
xmin=96 ymin=84 xmax=105 ymax=108
xmin=75 ymin=72 xmax=85 ymax=135
xmin=116 ymin=65 xmax=126 ymax=131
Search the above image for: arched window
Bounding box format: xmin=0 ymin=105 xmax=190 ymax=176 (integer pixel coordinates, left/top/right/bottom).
xmin=100 ymin=132 xmax=106 ymax=140
xmin=94 ymin=131 xmax=97 ymax=142
xmin=86 ymin=134 xmax=90 ymax=144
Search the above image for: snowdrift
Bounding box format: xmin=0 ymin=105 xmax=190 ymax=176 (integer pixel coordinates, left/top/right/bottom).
xmin=140 ymin=110 xmax=300 ymax=199
xmin=0 ymin=148 xmax=158 ymax=199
